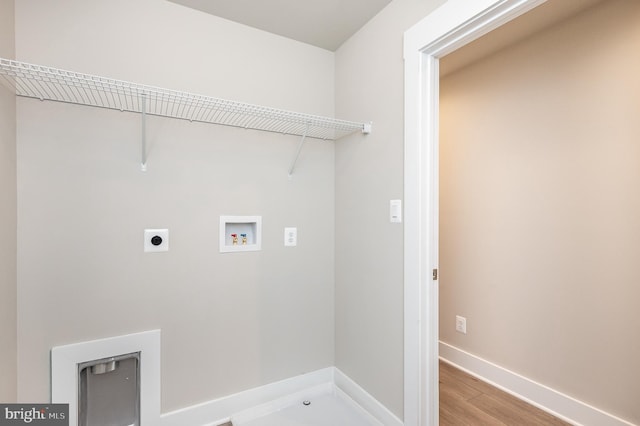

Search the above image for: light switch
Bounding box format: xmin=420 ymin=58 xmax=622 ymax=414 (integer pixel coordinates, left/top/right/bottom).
xmin=284 ymin=227 xmax=297 ymax=247
xmin=390 ymin=200 xmax=402 ymax=223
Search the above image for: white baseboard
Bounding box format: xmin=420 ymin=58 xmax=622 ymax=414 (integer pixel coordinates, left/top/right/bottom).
xmin=160 ymin=366 xmax=400 ymax=426
xmin=334 ymin=367 xmax=403 ymax=426
xmin=439 ymin=341 xmax=635 ymax=426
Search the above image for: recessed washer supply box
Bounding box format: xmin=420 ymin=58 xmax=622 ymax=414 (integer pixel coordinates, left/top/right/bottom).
xmin=219 ymin=216 xmax=262 ymax=253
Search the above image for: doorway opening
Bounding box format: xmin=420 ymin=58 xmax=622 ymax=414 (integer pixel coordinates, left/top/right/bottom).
xmin=404 ymin=2 xmax=549 ymax=423
xmin=405 ymin=0 xmax=640 ymax=425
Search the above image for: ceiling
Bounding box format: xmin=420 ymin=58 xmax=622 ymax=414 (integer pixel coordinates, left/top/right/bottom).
xmin=168 ymin=0 xmax=392 ymax=51
xmin=440 ymin=0 xmax=607 ymax=77
xmin=168 ymin=0 xmax=607 ymax=59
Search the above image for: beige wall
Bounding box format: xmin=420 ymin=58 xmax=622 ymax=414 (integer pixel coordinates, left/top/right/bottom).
xmin=440 ymin=0 xmax=640 ymax=423
xmin=334 ymin=0 xmax=445 ymax=418
xmin=15 ymin=0 xmax=335 ymax=412
xmin=0 ymin=0 xmax=17 ymax=403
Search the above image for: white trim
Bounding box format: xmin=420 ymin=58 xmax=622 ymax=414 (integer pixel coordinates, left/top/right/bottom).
xmin=334 ymin=368 xmax=403 ymax=426
xmin=50 ymin=329 xmax=161 ymax=426
xmin=403 ymin=1 xmax=546 ymax=424
xmin=333 ymin=387 xmax=387 ymax=426
xmin=161 ymin=367 xmax=400 ymax=426
xmin=439 ymin=342 xmax=636 ymax=426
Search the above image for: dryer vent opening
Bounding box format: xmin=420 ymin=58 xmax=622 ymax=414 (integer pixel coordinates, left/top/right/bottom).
xmin=78 ymin=352 xmax=140 ymax=426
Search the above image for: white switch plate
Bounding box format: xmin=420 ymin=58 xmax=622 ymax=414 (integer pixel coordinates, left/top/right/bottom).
xmin=390 ymin=199 xmax=402 ymax=223
xmin=144 ymin=229 xmax=169 ymax=252
xmin=284 ymin=227 xmax=297 ymax=247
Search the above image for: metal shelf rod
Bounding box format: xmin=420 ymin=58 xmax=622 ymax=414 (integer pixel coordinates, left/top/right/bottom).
xmin=141 ymin=93 xmax=147 ymax=172
xmin=288 ymin=123 xmax=310 ymax=178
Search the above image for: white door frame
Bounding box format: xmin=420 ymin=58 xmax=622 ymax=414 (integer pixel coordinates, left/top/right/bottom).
xmin=403 ymin=1 xmax=546 ymax=424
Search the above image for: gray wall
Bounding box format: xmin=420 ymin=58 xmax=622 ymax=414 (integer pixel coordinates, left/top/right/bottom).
xmin=334 ymin=0 xmax=445 ymax=418
xmin=0 ymin=0 xmax=17 ymax=403
xmin=15 ymin=0 xmax=335 ymax=412
xmin=440 ymin=1 xmax=640 ymax=423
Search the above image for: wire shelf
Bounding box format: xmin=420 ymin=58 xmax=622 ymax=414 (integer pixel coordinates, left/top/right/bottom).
xmin=0 ymin=58 xmax=369 ymax=141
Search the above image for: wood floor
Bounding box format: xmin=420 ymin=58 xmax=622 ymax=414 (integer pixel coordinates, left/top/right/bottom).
xmin=440 ymin=361 xmax=570 ymax=426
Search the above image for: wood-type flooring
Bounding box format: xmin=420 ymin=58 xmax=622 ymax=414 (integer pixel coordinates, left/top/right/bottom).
xmin=440 ymin=360 xmax=571 ymax=426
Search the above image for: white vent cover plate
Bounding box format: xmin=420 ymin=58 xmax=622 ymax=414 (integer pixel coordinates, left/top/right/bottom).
xmin=51 ymin=330 xmax=161 ymax=426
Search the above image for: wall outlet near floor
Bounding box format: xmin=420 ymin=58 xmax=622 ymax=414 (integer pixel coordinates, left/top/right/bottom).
xmin=455 ymin=315 xmax=467 ymax=334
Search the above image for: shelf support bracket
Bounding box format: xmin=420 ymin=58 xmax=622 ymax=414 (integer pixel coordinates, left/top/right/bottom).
xmin=287 ymin=123 xmax=310 ymax=178
xmin=141 ymin=93 xmax=148 ymax=172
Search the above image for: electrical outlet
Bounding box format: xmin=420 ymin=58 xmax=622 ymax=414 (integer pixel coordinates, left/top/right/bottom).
xmin=455 ymin=315 xmax=467 ymax=334
xmin=284 ymin=227 xmax=297 ymax=247
xmin=144 ymin=229 xmax=169 ymax=252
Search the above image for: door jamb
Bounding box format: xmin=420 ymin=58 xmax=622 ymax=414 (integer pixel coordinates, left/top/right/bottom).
xmin=402 ymin=1 xmax=547 ymax=424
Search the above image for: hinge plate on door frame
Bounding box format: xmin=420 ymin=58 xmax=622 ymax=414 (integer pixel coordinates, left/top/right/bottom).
xmin=432 ymin=269 xmax=438 ymax=280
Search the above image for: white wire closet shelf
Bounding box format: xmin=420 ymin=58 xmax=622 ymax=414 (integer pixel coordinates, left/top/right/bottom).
xmin=0 ymin=58 xmax=371 ymax=142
